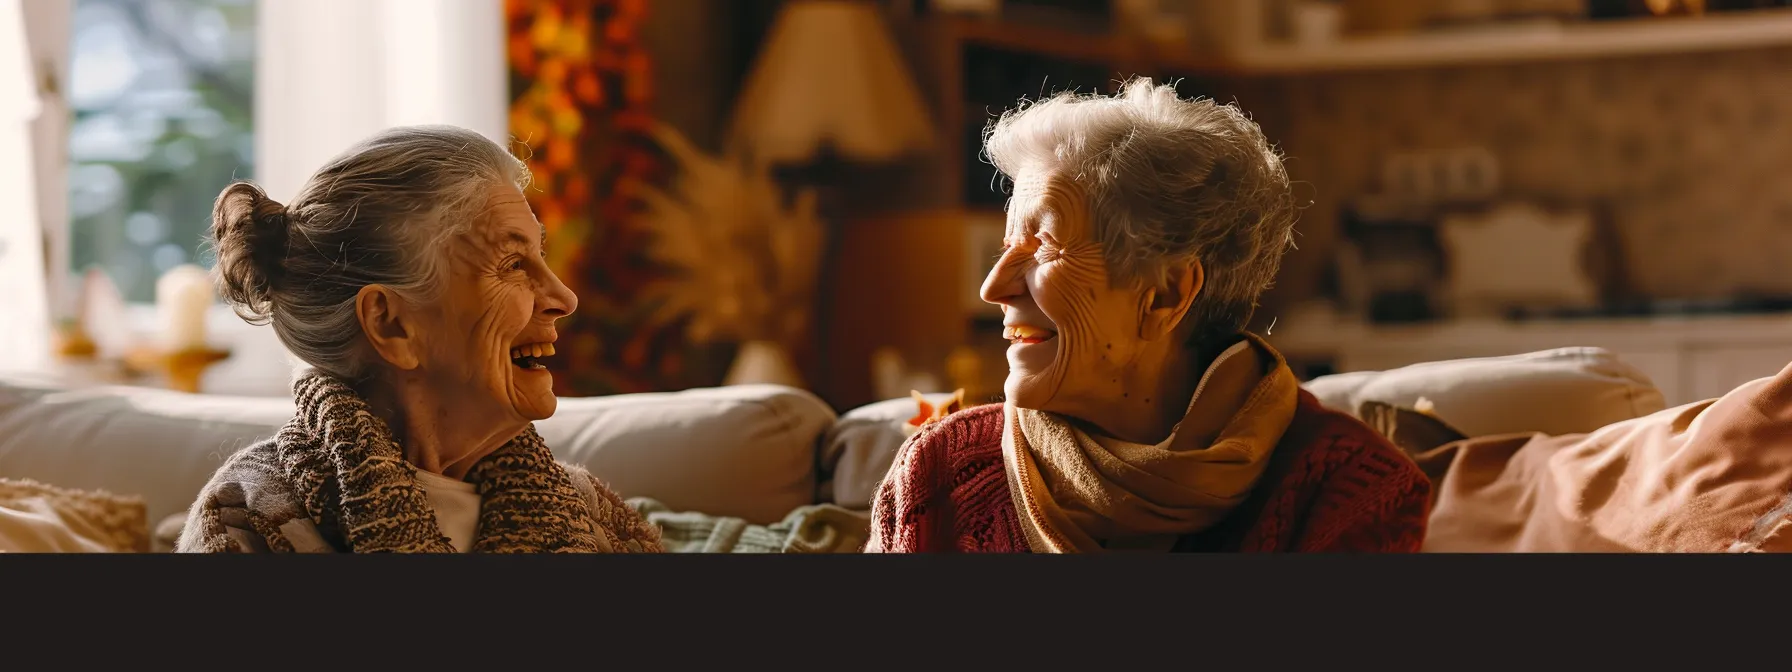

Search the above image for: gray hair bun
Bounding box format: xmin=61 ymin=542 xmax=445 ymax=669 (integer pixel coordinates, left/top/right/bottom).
xmin=209 ymin=181 xmax=290 ymax=324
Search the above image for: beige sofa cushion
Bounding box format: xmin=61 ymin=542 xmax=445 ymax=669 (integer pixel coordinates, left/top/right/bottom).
xmin=819 ymin=391 xmax=964 ymax=510
xmin=0 ymin=372 xmax=836 ymax=528
xmin=1302 ymin=346 xmax=1667 ymax=438
xmin=535 ymin=385 xmax=836 ymax=524
xmin=0 ymin=372 xmax=292 ymax=531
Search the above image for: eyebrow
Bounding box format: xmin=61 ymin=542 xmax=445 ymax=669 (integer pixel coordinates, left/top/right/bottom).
xmin=497 ymin=230 xmax=534 ymax=252
xmin=1004 ymin=205 xmax=1049 ymax=240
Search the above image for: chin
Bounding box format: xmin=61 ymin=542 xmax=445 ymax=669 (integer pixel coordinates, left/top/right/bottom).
xmin=514 ymin=395 xmax=557 ymax=421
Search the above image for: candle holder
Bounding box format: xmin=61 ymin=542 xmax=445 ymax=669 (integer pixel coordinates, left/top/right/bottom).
xmin=53 ymin=320 xmax=99 ymax=360
xmin=123 ymin=346 xmax=232 ymax=394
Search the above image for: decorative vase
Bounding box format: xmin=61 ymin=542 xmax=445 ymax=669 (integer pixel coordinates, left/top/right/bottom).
xmin=724 ymin=340 xmax=805 ymax=388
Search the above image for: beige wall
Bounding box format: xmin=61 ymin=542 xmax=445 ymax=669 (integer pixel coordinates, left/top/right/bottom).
xmin=642 ymin=0 xmax=743 ymax=151
xmin=1273 ymin=46 xmax=1792 ymax=305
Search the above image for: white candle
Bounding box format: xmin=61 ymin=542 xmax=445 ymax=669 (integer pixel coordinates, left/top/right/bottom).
xmin=156 ymin=264 xmax=214 ymax=352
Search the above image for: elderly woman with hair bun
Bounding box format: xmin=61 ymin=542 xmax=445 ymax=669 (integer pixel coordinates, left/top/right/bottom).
xmin=176 ymin=125 xmax=661 ymax=553
xmin=867 ymin=79 xmax=1431 ymax=553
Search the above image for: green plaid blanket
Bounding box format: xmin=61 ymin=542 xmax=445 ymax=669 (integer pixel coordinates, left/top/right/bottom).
xmin=626 ymin=497 xmax=871 ymax=553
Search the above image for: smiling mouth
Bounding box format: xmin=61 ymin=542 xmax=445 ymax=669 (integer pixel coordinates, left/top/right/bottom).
xmin=509 ymin=342 xmax=556 ymax=370
xmin=1003 ymin=324 xmax=1058 ymax=345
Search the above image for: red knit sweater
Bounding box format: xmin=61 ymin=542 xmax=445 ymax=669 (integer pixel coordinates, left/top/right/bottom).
xmin=867 ymin=390 xmax=1432 ymax=553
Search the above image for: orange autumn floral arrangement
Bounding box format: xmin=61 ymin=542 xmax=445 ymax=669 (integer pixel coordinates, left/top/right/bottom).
xmin=505 ymin=0 xmax=731 ymax=395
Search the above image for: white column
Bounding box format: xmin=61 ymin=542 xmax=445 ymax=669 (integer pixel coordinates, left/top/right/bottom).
xmin=22 ymin=0 xmax=69 ymax=324
xmin=256 ymin=0 xmax=508 ymax=202
xmin=382 ymin=0 xmax=507 ymax=146
xmin=254 ymin=0 xmax=388 ymax=202
xmin=0 ymin=0 xmax=57 ymax=371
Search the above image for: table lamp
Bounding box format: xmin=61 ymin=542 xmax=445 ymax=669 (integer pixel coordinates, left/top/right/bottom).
xmin=727 ymin=0 xmax=936 ymax=169
xmin=724 ymin=0 xmax=939 ymax=392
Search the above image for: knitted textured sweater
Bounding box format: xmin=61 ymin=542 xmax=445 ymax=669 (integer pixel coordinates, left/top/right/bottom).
xmin=867 ymin=390 xmax=1432 ymax=553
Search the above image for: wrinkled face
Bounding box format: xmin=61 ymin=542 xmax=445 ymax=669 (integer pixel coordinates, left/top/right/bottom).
xmin=980 ymin=169 xmax=1153 ymax=414
xmin=412 ymin=182 xmax=578 ymax=424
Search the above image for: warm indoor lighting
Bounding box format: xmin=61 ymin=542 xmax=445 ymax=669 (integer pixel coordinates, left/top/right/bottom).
xmin=728 ymin=0 xmax=936 ymax=164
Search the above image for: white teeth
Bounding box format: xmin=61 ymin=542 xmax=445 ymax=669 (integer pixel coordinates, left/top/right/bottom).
xmin=510 ymin=343 xmax=556 ymax=360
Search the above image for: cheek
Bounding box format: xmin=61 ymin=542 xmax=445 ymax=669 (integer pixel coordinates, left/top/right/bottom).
xmin=1036 ymin=274 xmax=1147 ymax=373
xmin=1034 ymin=262 xmax=1119 ymax=340
xmin=471 ymin=290 xmax=531 ymax=348
xmin=430 ymin=282 xmax=527 ymax=365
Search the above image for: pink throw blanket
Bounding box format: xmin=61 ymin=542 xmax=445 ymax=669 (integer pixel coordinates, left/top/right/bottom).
xmin=1423 ymin=361 xmax=1792 ymax=553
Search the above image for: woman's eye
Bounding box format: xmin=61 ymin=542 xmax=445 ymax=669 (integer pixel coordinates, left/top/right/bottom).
xmin=508 ymin=259 xmax=526 ymax=272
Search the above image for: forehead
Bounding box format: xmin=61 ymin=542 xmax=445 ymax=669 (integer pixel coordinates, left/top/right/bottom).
xmin=1005 ymin=168 xmax=1087 ymax=235
xmin=470 ymin=183 xmax=542 ymax=247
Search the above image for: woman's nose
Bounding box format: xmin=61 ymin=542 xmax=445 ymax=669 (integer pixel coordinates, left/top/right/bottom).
xmin=539 ymin=266 xmax=579 ymax=319
xmin=979 ymin=249 xmax=1024 ymax=308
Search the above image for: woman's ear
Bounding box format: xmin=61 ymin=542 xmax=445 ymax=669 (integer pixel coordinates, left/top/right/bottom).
xmin=1138 ymin=258 xmax=1204 ymax=341
xmin=355 ymin=285 xmax=422 ymax=370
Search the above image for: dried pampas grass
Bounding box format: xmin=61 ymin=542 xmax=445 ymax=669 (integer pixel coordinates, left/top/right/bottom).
xmin=627 ymin=121 xmax=824 ymax=347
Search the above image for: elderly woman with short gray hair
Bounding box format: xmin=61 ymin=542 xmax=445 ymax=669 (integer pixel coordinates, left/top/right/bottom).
xmin=867 ymin=79 xmax=1430 ymax=553
xmin=177 ymin=125 xmax=661 ymax=553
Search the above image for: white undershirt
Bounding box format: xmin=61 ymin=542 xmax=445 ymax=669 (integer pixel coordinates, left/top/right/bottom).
xmin=412 ymin=469 xmax=483 ymax=553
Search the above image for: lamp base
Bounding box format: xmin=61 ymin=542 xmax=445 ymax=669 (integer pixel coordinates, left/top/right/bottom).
xmin=724 ymin=340 xmax=805 ymax=388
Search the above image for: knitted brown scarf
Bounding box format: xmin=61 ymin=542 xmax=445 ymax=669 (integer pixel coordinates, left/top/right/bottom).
xmin=1002 ymin=334 xmax=1299 ymax=553
xmin=277 ymin=372 xmax=609 ymax=553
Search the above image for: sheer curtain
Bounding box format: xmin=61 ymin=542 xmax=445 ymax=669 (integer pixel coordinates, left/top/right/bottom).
xmin=0 ymin=0 xmax=66 ymax=373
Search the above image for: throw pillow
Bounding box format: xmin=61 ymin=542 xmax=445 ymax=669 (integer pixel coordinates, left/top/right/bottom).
xmin=0 ymin=478 xmax=149 ymax=553
xmin=1303 ymin=346 xmax=1666 ymax=439
xmin=819 ymin=391 xmax=970 ymax=510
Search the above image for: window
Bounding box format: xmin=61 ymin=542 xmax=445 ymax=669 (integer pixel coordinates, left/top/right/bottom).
xmin=65 ymin=0 xmax=254 ymax=303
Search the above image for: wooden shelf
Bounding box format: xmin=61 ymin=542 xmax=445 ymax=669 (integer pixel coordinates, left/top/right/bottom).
xmin=1217 ymin=8 xmax=1792 ymax=75
xmin=925 ymin=8 xmax=1792 ymax=78
xmin=944 ymin=16 xmax=1123 ymax=65
xmin=939 ymin=15 xmax=1236 ymax=75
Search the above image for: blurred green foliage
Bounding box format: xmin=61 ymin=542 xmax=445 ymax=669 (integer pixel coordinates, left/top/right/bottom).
xmin=67 ymin=0 xmax=255 ymax=302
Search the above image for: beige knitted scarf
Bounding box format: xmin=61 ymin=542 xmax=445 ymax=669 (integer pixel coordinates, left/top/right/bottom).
xmin=1002 ymin=334 xmax=1300 ymax=553
xmin=274 ymin=372 xmax=610 ymax=553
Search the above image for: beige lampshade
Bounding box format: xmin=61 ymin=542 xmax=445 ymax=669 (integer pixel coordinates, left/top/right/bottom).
xmin=728 ymin=0 xmax=936 ymax=164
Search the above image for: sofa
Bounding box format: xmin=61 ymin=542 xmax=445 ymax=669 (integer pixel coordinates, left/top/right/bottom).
xmin=0 ymin=346 xmax=1670 ymax=552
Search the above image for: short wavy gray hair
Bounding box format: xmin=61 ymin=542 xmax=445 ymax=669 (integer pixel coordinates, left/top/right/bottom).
xmin=984 ymin=77 xmax=1296 ymax=346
